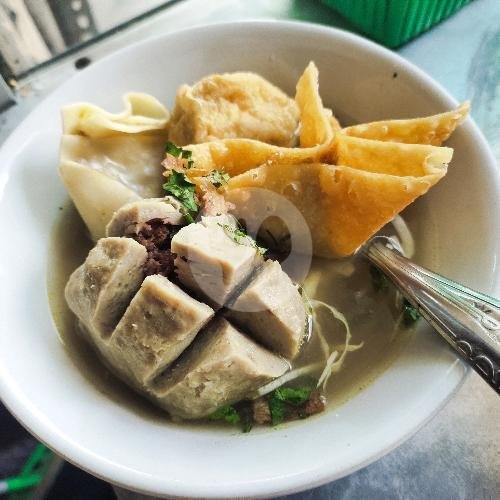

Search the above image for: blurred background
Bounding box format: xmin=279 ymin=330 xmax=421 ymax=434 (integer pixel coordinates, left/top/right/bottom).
xmin=0 ymin=0 xmax=483 ymax=83
xmin=0 ymin=0 xmax=177 ymax=81
xmin=0 ymin=0 xmax=498 ymax=499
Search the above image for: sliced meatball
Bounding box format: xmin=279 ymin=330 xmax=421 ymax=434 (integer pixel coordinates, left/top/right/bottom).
xmin=106 ymin=198 xmax=185 ymax=278
xmin=171 ymin=215 xmax=263 ymax=308
xmin=108 ymin=275 xmax=214 ymax=386
xmin=105 ymin=197 xmax=184 ymax=237
xmin=65 ymin=237 xmax=146 ymax=344
xmin=227 ymin=259 xmax=306 ymax=359
xmin=151 ymin=318 xmax=289 ymax=419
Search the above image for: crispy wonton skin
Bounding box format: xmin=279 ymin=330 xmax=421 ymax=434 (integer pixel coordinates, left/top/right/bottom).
xmin=332 ymin=133 xmax=454 ymax=176
xmin=167 ymin=72 xmax=300 ymax=147
xmin=295 ymin=61 xmax=336 ymax=147
xmin=174 ymin=63 xmax=339 ymax=180
xmin=183 ymin=137 xmax=333 ymax=178
xmin=227 ymin=158 xmax=449 ymax=257
xmin=342 ymin=102 xmax=469 ymax=145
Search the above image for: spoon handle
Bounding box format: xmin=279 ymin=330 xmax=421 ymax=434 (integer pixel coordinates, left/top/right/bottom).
xmin=361 ymin=237 xmax=500 ymax=394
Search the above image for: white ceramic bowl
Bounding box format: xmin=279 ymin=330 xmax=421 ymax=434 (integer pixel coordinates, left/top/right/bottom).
xmin=0 ymin=21 xmax=498 ymax=499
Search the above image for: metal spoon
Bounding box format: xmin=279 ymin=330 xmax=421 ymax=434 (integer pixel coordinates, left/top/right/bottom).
xmin=360 ymin=236 xmax=500 ymax=394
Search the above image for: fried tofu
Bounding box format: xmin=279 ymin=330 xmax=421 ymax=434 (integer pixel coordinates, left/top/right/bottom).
xmin=167 ymin=72 xmax=299 ymax=147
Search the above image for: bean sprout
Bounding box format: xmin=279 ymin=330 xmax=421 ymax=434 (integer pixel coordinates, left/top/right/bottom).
xmin=251 ymin=362 xmax=324 ymax=398
xmin=391 ymin=214 xmax=414 ymax=258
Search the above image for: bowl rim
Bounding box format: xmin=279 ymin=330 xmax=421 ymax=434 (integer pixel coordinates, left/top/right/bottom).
xmin=0 ymin=19 xmax=499 ymax=499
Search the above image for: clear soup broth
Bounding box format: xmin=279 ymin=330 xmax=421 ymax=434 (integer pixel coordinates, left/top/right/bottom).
xmin=47 ymin=202 xmax=413 ymax=424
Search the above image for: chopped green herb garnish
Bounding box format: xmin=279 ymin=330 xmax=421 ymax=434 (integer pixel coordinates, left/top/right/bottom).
xmin=403 ymin=299 xmax=420 ymax=325
xmin=273 ymin=386 xmax=313 ymax=406
xmin=370 ymin=265 xmax=389 ymax=292
xmin=208 ymin=405 xmax=240 ymax=424
xmin=228 ymin=225 xmax=248 ymax=245
xmin=162 ymin=171 xmax=197 ymax=211
xmin=256 ymin=244 xmax=268 ymax=256
xmin=184 ymin=212 xmax=195 ymax=224
xmin=207 ymin=168 xmax=230 ymax=188
xmin=165 ymin=141 xmax=183 ymax=157
xmin=162 ymin=170 xmax=198 ymax=223
xmin=369 ymin=266 xmax=419 ymax=326
xmin=268 ymin=393 xmax=286 ymax=426
xmin=165 ymin=141 xmax=194 ymax=168
xmin=267 ymin=384 xmax=314 ymax=426
xmin=218 ymin=222 xmax=267 ymax=255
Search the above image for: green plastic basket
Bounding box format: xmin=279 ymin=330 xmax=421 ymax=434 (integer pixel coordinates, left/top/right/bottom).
xmin=321 ymin=0 xmax=474 ymax=48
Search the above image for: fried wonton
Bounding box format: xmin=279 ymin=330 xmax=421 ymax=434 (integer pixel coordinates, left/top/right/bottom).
xmin=59 ymin=93 xmax=169 ymax=240
xmin=181 ymin=137 xmax=333 ymax=178
xmin=342 ymin=102 xmax=469 ymax=145
xmin=167 ymin=72 xmax=300 ymax=147
xmin=175 ymin=63 xmax=337 ymax=178
xmin=295 ymin=61 xmax=337 ymax=147
xmin=58 ymin=63 xmax=467 ymax=259
xmin=332 ymin=133 xmax=453 ymax=176
xmin=226 ymin=155 xmax=450 ymax=257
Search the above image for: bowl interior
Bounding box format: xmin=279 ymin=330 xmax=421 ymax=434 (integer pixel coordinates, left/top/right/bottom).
xmin=0 ymin=21 xmax=498 ymax=499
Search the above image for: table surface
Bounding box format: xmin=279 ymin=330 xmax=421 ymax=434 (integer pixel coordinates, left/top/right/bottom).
xmin=1 ymin=1 xmax=499 ymax=499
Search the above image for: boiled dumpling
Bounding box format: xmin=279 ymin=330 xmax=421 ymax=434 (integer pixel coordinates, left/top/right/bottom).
xmin=62 ymin=92 xmax=169 ymax=137
xmin=59 ymin=93 xmax=169 ymax=240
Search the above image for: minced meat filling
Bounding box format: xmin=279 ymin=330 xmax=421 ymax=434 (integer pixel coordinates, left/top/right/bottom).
xmin=128 ymin=218 xmax=179 ymax=278
xmin=285 ymin=391 xmax=326 ymax=421
xmin=251 ymin=390 xmax=325 ymax=426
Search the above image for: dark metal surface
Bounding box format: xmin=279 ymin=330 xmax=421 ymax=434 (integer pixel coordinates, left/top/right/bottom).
xmin=0 ymin=402 xmax=114 ymax=499
xmin=0 ymin=0 xmax=183 ymax=82
xmin=0 ymin=405 xmax=36 ymax=479
xmin=46 ymin=0 xmax=97 ymax=47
